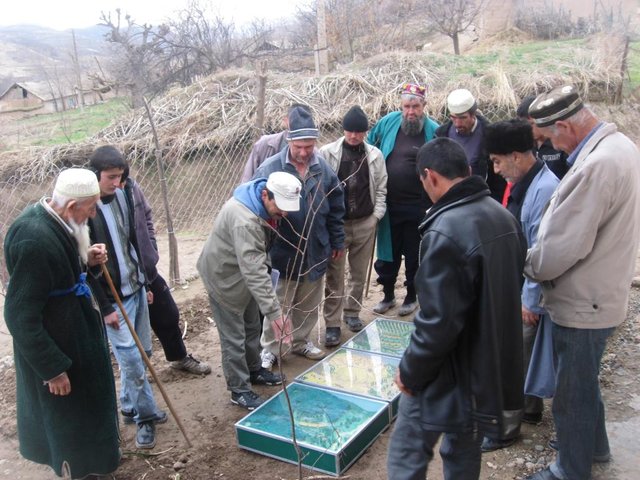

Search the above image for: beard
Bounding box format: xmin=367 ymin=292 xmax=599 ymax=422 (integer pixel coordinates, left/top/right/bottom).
xmin=69 ymin=218 xmax=91 ymax=265
xmin=401 ymin=116 xmax=424 ymax=136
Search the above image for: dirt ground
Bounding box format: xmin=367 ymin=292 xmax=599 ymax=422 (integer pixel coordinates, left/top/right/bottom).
xmin=0 ymin=234 xmax=639 ymax=480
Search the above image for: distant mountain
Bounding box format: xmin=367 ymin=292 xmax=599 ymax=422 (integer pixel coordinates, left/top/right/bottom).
xmin=0 ymin=24 xmax=112 ymax=94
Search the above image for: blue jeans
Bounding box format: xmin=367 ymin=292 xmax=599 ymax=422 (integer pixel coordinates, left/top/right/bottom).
xmin=387 ymin=394 xmax=482 ymax=480
xmin=106 ymin=287 xmax=159 ymax=424
xmin=550 ymin=323 xmax=613 ymax=480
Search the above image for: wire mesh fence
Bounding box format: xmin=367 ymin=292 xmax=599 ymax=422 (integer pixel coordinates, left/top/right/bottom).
xmin=0 ymin=41 xmax=629 ymax=293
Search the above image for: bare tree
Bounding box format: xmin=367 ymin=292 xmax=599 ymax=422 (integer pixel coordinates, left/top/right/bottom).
xmin=100 ymin=9 xmax=161 ymax=108
xmin=101 ymin=2 xmax=272 ymax=105
xmin=425 ymin=0 xmax=484 ymax=55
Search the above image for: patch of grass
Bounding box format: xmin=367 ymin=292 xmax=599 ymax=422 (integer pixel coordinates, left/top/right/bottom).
xmin=10 ymin=98 xmax=131 ymax=148
xmin=627 ymin=41 xmax=640 ymax=90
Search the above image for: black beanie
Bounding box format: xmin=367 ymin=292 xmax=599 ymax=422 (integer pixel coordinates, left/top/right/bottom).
xmin=342 ymin=106 xmax=369 ymax=132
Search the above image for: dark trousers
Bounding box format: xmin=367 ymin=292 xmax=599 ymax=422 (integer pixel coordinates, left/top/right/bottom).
xmin=387 ymin=394 xmax=482 ymax=480
xmin=147 ymin=274 xmax=187 ymax=361
xmin=375 ymin=205 xmax=423 ymax=293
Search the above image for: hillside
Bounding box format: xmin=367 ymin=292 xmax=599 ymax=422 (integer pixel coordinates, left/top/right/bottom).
xmin=0 ymin=24 xmax=111 ymax=94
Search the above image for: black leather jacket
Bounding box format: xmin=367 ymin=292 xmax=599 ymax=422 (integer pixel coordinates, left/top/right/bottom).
xmin=399 ymin=176 xmax=526 ymax=436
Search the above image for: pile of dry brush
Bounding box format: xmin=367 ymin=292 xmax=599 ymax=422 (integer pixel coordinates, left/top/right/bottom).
xmin=0 ymin=36 xmax=629 ymax=186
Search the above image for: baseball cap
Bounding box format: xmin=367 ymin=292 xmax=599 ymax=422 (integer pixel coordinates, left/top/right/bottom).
xmin=266 ymin=172 xmax=302 ymax=212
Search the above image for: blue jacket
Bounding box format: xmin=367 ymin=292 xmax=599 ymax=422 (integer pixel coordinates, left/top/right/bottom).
xmin=367 ymin=111 xmax=439 ymax=261
xmin=520 ymin=165 xmax=559 ymax=313
xmin=253 ymin=147 xmax=345 ymax=282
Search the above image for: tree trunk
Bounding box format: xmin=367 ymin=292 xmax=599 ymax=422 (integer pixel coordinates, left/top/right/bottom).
xmin=453 ymin=32 xmax=460 ymax=55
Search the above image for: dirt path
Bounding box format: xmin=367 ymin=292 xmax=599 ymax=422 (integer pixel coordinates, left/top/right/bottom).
xmin=0 ymin=235 xmax=639 ymax=479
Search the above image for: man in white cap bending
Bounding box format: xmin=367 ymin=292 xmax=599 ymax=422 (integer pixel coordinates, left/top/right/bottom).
xmin=435 ymin=88 xmax=506 ymax=201
xmin=254 ymin=106 xmax=345 ymax=369
xmin=198 ymin=172 xmax=302 ymax=410
xmin=4 ymin=168 xmax=121 ymax=478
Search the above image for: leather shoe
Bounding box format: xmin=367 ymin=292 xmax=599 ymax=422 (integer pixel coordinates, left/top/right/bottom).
xmin=344 ymin=316 xmax=364 ymax=332
xmin=324 ymin=327 xmax=341 ymax=347
xmin=481 ymin=436 xmax=516 ymax=452
xmin=523 ymin=412 xmax=543 ymax=425
xmin=547 ymin=438 xmax=610 ymax=463
xmin=525 ymin=467 xmax=561 ymax=480
xmin=398 ymin=300 xmax=418 ymax=316
xmin=373 ymin=298 xmax=396 ymax=314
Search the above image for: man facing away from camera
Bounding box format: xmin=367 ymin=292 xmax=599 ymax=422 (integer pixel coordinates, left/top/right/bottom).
xmin=387 ymin=138 xmax=526 ymax=480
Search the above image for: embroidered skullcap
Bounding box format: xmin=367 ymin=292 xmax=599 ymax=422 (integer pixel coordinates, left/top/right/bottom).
xmin=529 ymin=85 xmax=584 ymax=127
xmin=400 ymin=82 xmax=426 ymax=99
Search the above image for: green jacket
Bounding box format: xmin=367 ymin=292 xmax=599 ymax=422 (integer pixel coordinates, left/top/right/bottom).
xmin=3 ymin=201 xmax=120 ymax=478
xmin=367 ymin=111 xmax=439 ymax=261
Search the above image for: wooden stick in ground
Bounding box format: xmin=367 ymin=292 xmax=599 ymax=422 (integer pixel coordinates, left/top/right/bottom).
xmin=364 ymin=225 xmax=378 ymax=299
xmin=101 ymin=264 xmax=192 ymax=448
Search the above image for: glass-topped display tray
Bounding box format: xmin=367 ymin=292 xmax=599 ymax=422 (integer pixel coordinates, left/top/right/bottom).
xmin=235 ymin=382 xmax=389 ymax=476
xmin=343 ymin=317 xmax=414 ymax=358
xmin=296 ymin=348 xmax=400 ymax=418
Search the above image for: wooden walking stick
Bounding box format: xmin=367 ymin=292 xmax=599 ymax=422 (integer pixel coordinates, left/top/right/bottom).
xmin=101 ymin=264 xmax=192 ymax=448
xmin=364 ymin=225 xmax=378 ymax=299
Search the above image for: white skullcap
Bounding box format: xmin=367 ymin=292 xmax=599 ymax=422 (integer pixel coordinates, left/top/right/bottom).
xmin=447 ymin=89 xmax=476 ymax=115
xmin=266 ymin=172 xmax=302 ymax=211
xmin=53 ymin=168 xmax=100 ymax=199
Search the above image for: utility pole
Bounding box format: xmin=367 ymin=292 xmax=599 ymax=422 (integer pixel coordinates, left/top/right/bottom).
xmin=316 ymin=0 xmax=329 ymax=75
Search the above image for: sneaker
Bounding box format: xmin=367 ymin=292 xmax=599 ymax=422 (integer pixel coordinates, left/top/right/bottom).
xmin=398 ymin=299 xmax=418 ymax=316
xmin=122 ymin=409 xmax=168 ymax=425
xmin=324 ymin=327 xmax=341 ymax=347
xmin=250 ymin=367 xmax=284 ymax=386
xmin=231 ymin=390 xmax=264 ymax=410
xmin=294 ymin=341 xmax=327 ymax=361
xmin=344 ymin=316 xmax=364 ymax=332
xmin=135 ymin=421 xmax=156 ymax=449
xmin=373 ymin=298 xmax=396 ymax=314
xmin=169 ymin=354 xmax=212 ymax=375
xmin=260 ymin=349 xmax=277 ymax=370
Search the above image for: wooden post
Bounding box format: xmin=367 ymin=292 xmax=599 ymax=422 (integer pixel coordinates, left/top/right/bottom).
xmin=255 ymin=60 xmax=267 ymax=136
xmin=615 ymin=35 xmax=630 ymax=105
xmin=142 ymin=97 xmax=181 ymax=286
xmin=316 ymin=0 xmax=329 ymax=75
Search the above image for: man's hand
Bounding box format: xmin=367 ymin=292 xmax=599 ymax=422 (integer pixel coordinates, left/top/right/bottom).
xmin=104 ymin=311 xmax=120 ymax=330
xmin=87 ymin=243 xmax=108 ymax=267
xmin=273 ymin=315 xmax=292 ymax=345
xmin=522 ymin=306 xmax=540 ymax=327
xmin=394 ymin=370 xmax=414 ymax=396
xmin=147 ymin=290 xmax=154 ymax=304
xmin=331 ymin=249 xmax=345 ymax=260
xmin=46 ymin=372 xmax=71 ymax=396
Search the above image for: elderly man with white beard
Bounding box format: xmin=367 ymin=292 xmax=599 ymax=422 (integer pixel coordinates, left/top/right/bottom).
xmin=3 ymin=168 xmax=121 ymax=479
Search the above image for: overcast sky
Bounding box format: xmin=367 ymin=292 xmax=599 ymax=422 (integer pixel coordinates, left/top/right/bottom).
xmin=1 ymin=0 xmax=300 ymax=30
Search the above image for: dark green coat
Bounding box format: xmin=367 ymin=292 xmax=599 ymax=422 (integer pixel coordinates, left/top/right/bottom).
xmin=3 ymin=202 xmax=120 ymax=478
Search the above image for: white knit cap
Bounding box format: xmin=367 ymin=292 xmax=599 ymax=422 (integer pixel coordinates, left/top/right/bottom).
xmin=53 ymin=168 xmax=100 ymax=199
xmin=447 ymin=89 xmax=476 ymax=115
xmin=266 ymin=172 xmax=302 ymax=212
